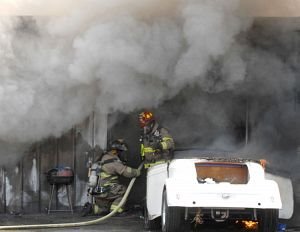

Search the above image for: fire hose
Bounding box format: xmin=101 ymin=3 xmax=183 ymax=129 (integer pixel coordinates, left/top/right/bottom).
xmin=0 ymin=162 xmax=144 ymax=230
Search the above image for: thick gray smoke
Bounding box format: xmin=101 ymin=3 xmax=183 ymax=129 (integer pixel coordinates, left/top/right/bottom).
xmin=0 ymin=0 xmax=250 ymax=145
xmin=159 ymin=18 xmax=300 ymax=173
xmin=1 ymin=1 xmax=299 ymax=172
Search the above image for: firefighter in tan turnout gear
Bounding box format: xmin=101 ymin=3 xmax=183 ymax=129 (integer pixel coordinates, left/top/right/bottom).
xmin=139 ymin=111 xmax=175 ymax=168
xmin=84 ymin=139 xmax=140 ymax=216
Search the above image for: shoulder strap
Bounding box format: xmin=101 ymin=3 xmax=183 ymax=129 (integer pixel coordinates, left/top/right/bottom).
xmin=100 ymin=158 xmax=118 ymax=166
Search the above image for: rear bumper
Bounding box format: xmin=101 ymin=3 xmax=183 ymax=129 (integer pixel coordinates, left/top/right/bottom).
xmin=166 ymin=179 xmax=282 ymax=209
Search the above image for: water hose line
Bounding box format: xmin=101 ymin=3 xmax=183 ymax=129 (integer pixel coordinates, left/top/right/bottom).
xmin=0 ymin=162 xmax=144 ymax=230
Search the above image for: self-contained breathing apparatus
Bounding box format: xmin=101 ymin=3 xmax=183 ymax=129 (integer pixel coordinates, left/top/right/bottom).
xmin=140 ymin=132 xmax=162 ymax=150
xmin=82 ymin=139 xmax=135 ymax=217
xmin=87 ymin=158 xmax=118 ymax=196
xmin=87 ymin=139 xmax=128 ymax=196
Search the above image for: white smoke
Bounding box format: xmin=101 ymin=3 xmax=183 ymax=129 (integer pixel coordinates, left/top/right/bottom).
xmin=0 ymin=0 xmax=251 ymax=144
xmin=174 ymin=0 xmax=251 ymax=88
xmin=157 ymin=16 xmax=300 ymax=174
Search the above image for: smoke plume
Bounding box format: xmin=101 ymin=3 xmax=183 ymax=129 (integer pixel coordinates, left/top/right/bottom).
xmin=0 ymin=0 xmax=250 ymax=145
xmin=0 ymin=0 xmax=299 ymax=172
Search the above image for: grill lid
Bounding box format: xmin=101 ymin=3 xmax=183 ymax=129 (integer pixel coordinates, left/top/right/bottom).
xmin=47 ymin=166 xmax=74 ymax=185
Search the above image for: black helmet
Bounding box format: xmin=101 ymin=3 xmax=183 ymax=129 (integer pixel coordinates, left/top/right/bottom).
xmin=110 ymin=139 xmax=128 ymax=163
xmin=110 ymin=139 xmax=128 ymax=151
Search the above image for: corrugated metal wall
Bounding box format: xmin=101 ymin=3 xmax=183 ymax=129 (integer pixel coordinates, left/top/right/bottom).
xmin=0 ymin=115 xmax=99 ymax=214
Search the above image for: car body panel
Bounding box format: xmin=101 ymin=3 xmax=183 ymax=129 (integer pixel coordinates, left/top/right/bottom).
xmin=146 ymin=163 xmax=168 ymax=220
xmin=146 ymin=156 xmax=283 ymax=221
xmin=266 ymin=173 xmax=294 ymax=219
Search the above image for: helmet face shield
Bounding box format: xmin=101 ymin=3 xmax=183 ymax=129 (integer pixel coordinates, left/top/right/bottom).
xmin=110 ymin=139 xmax=128 ymax=151
xmin=110 ymin=139 xmax=128 ymax=163
xmin=139 ymin=111 xmax=154 ymax=128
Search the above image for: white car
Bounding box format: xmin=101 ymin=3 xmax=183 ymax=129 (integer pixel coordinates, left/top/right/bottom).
xmin=144 ymin=150 xmax=282 ymax=232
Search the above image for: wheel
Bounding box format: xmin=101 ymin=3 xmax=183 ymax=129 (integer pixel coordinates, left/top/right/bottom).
xmin=161 ymin=189 xmax=183 ymax=232
xmin=257 ymin=209 xmax=279 ymax=232
xmin=144 ymin=204 xmax=161 ymax=230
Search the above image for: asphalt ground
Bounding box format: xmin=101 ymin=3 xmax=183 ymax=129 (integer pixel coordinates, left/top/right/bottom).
xmin=0 ymin=212 xmax=298 ymax=232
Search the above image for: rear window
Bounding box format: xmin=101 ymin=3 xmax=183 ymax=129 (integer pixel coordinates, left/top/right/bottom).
xmin=195 ymin=162 xmax=249 ymax=184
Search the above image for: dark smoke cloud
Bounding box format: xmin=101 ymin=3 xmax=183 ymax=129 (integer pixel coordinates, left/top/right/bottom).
xmin=158 ymin=18 xmax=300 ymax=175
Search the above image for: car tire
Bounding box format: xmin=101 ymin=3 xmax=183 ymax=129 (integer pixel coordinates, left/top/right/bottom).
xmin=144 ymin=205 xmax=161 ymax=230
xmin=161 ymin=189 xmax=183 ymax=232
xmin=258 ymin=209 xmax=278 ymax=232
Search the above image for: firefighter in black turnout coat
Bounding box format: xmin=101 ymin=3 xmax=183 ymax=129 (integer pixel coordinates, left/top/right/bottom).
xmin=139 ymin=111 xmax=175 ymax=168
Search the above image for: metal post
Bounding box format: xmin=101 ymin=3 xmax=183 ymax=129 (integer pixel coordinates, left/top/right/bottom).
xmin=20 ymin=160 xmax=24 ymax=213
xmin=55 ymin=139 xmax=59 ymax=210
xmin=37 ymin=143 xmax=42 ymax=213
xmin=245 ymin=98 xmax=249 ymax=146
xmin=3 ymin=168 xmax=6 ymax=214
xmin=72 ymin=127 xmax=76 ymax=212
xmin=92 ymin=111 xmax=95 ymax=160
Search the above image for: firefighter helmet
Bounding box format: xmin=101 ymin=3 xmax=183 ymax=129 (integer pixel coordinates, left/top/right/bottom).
xmin=110 ymin=139 xmax=128 ymax=151
xmin=139 ymin=111 xmax=155 ymax=128
xmin=110 ymin=139 xmax=128 ymax=163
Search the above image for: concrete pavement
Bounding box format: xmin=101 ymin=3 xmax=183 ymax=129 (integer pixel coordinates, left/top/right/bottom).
xmin=0 ymin=212 xmax=298 ymax=232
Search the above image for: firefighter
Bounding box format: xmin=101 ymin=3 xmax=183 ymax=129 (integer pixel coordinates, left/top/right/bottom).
xmin=139 ymin=111 xmax=175 ymax=168
xmin=83 ymin=139 xmax=140 ymax=216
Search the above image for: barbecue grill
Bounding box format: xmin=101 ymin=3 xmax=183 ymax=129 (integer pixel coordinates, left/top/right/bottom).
xmin=46 ymin=166 xmax=74 ymax=214
xmin=46 ymin=167 xmax=74 ymax=185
